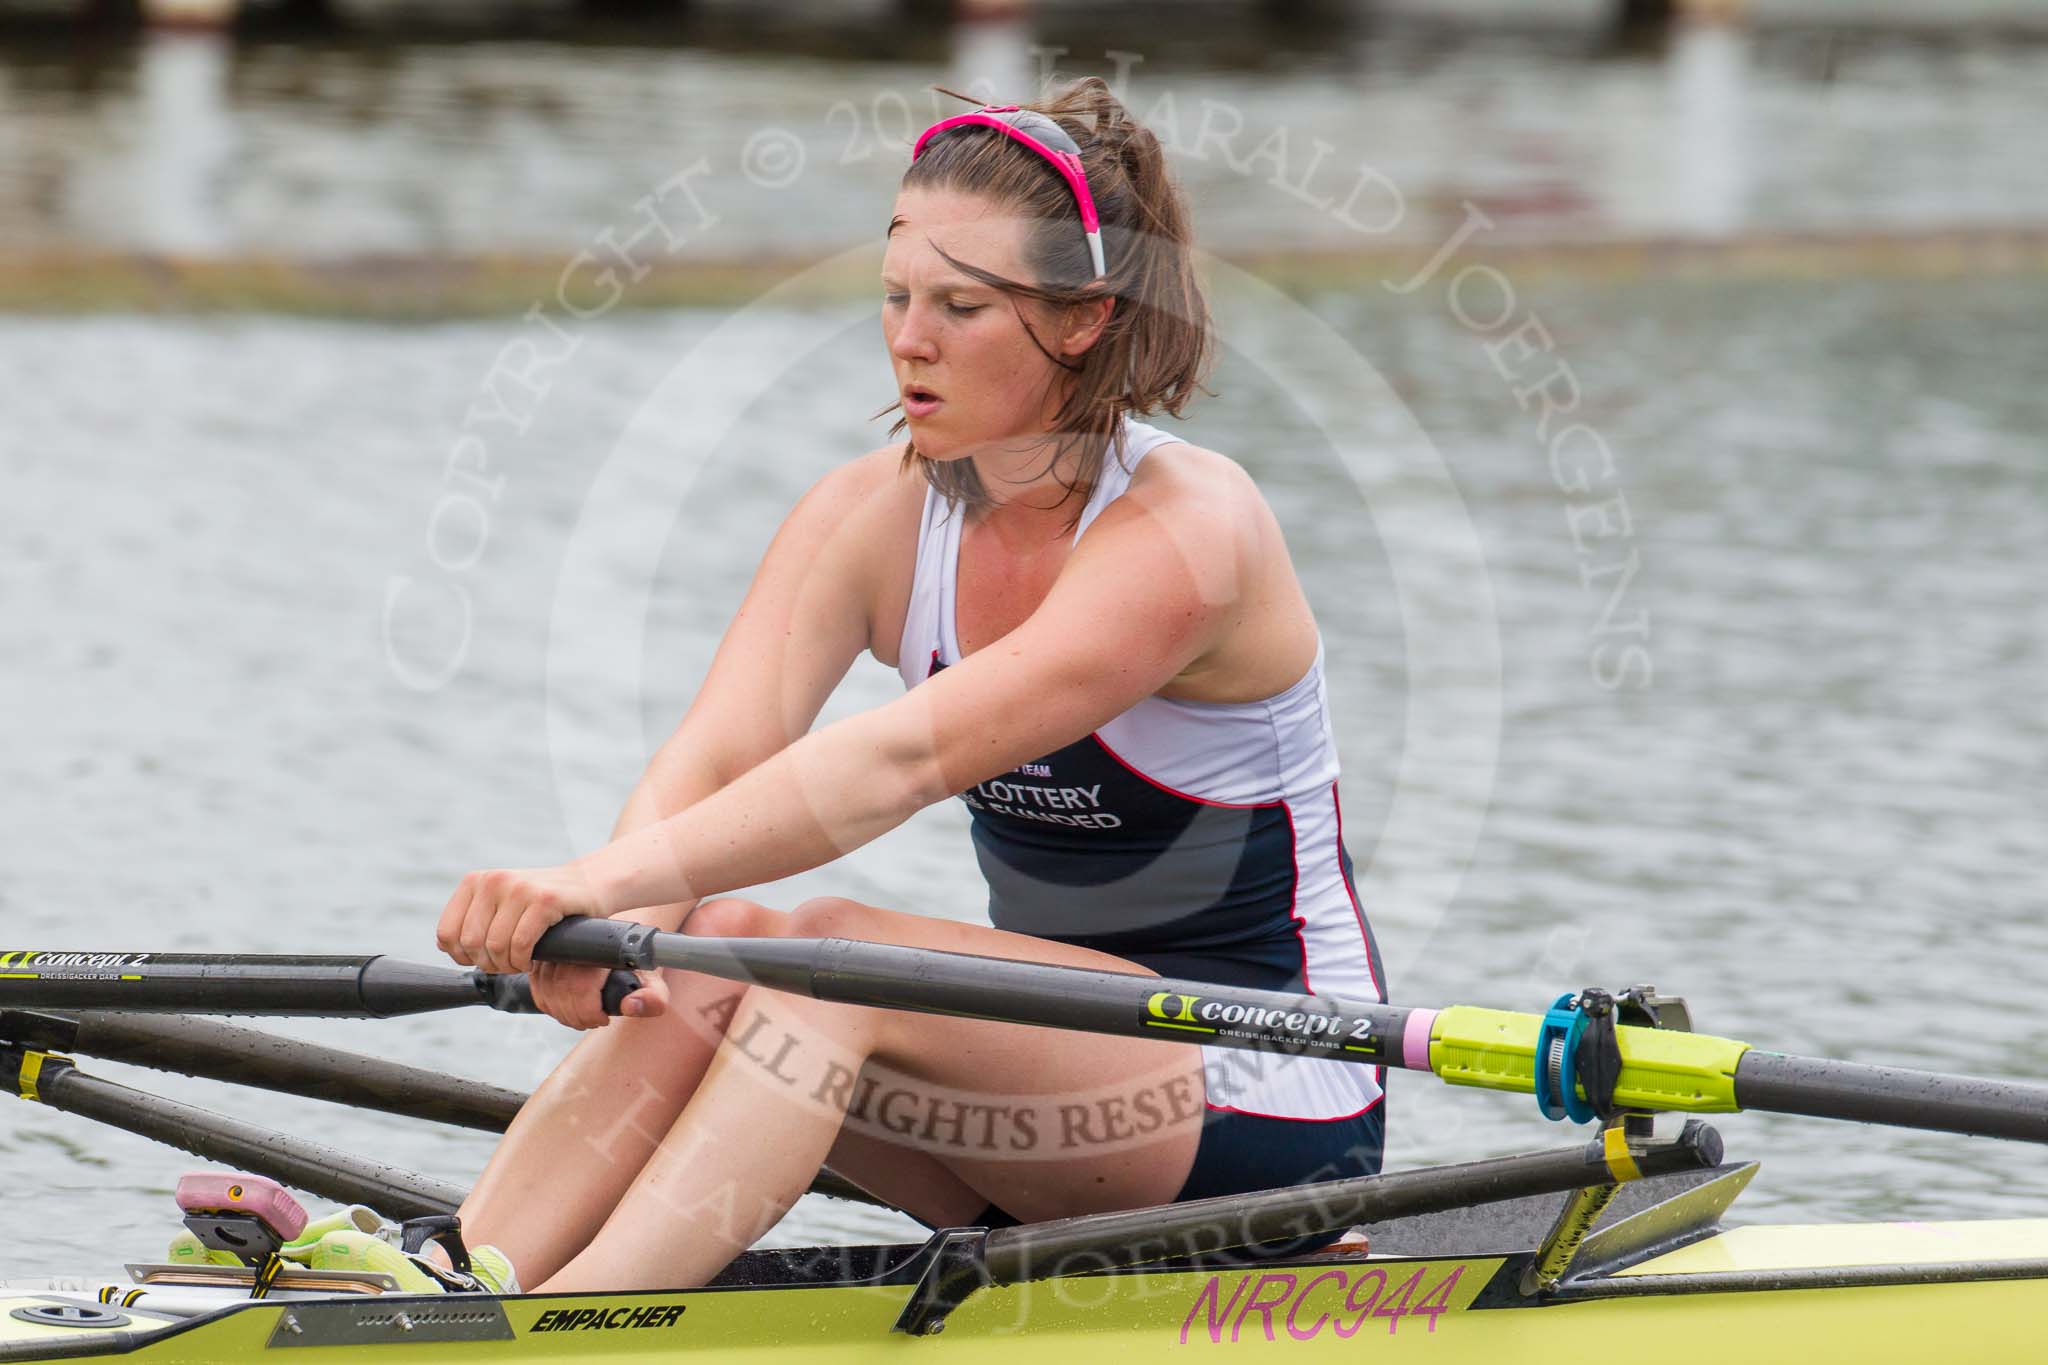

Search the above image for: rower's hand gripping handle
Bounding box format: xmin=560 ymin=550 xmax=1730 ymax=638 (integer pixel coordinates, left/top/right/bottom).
xmin=476 ymin=917 xmax=652 ymax=1016
xmin=531 ymin=916 xmax=659 ymax=968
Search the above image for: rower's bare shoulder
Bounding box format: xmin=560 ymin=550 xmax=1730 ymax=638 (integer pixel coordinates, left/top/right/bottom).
xmin=1113 ymin=439 xmax=1268 ymax=547
xmin=782 ymin=444 xmax=920 ymax=552
xmin=748 ymin=445 xmax=919 ymax=618
xmin=1127 ymin=437 xmax=1261 ymax=500
xmin=806 ymin=442 xmax=925 ymax=665
xmin=804 ymin=442 xmax=917 ymax=511
xmin=1105 ymin=442 xmax=1313 ymax=697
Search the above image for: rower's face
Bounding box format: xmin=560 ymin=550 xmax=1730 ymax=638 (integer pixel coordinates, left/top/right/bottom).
xmin=881 ymin=187 xmax=1067 ymax=458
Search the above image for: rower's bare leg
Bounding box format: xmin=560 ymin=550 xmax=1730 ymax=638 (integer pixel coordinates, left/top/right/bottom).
xmin=537 ymin=897 xmax=1206 ymax=1293
xmin=457 ymin=897 xmax=799 ymax=1283
xmin=818 ymin=1126 xmax=993 ymax=1229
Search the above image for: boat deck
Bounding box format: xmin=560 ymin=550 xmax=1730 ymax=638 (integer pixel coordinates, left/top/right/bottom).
xmin=5 ymin=1164 xmax=2047 ymax=1363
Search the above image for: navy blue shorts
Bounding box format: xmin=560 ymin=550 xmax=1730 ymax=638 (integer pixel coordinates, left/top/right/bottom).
xmin=953 ymin=1100 xmax=1386 ymax=1261
xmin=1177 ymin=1101 xmax=1386 ymax=1203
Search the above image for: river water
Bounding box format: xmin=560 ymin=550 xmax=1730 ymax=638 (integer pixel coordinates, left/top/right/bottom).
xmin=5 ymin=265 xmax=2043 ymax=1276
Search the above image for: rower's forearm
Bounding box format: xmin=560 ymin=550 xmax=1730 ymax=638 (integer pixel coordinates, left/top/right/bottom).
xmin=601 ymin=742 xmax=733 ymax=931
xmin=579 ymin=718 xmax=925 ymax=913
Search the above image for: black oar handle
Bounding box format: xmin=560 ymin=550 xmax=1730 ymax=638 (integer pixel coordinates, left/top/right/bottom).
xmin=482 ymin=966 xmax=644 ymax=1017
xmin=532 ymin=916 xmax=660 ymax=968
xmin=505 ymin=918 xmax=663 ymax=1017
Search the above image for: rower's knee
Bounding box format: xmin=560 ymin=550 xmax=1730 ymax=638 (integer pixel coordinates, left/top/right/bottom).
xmin=684 ymin=897 xmax=784 ymax=938
xmin=788 ymin=896 xmax=881 ymax=941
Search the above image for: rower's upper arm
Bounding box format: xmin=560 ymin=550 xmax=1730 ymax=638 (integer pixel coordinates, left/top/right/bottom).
xmin=881 ymin=451 xmax=1256 ymax=796
xmin=660 ymin=449 xmax=902 ymax=786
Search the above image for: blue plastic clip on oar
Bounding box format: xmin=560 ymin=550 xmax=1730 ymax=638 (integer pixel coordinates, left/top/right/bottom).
xmin=1534 ymin=992 xmax=1598 ymax=1124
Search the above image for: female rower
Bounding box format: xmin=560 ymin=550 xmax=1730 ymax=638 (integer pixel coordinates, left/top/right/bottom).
xmin=435 ymin=77 xmax=1387 ymax=1293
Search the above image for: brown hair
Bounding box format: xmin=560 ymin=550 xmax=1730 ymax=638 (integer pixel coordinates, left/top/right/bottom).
xmin=886 ymin=76 xmax=1215 ymax=521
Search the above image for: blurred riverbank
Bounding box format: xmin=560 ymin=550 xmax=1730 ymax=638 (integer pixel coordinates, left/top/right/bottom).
xmin=10 ymin=228 xmax=2048 ymax=316
xmin=3 ymin=17 xmax=2044 ymax=314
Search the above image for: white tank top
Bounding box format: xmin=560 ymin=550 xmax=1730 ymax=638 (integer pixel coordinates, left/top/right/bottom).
xmin=895 ymin=418 xmax=1386 ymax=1123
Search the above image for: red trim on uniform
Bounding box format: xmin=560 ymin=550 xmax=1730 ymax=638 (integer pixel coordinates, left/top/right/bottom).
xmin=1330 ymin=782 xmax=1383 ymax=1001
xmin=1086 ymin=732 xmax=1275 ymax=811
xmin=1279 ymin=798 xmax=1309 ymax=992
xmin=1201 ymin=790 xmax=1382 ymax=1126
xmin=1203 ymin=1091 xmax=1386 ymax=1123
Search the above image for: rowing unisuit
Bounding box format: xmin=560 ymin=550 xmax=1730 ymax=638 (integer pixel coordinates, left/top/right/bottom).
xmin=896 ymin=416 xmax=1388 ymax=1163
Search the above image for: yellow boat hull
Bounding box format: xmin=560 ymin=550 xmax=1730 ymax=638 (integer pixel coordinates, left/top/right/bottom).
xmin=6 ymin=1220 xmax=2047 ymax=1363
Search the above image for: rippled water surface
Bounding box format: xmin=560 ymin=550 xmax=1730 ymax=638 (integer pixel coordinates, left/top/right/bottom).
xmin=4 ymin=269 xmax=2045 ymax=1275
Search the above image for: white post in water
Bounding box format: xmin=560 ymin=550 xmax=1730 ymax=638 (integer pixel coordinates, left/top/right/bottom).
xmin=141 ymin=0 xmax=241 ymax=29
xmin=131 ymin=26 xmax=235 ymax=254
xmin=951 ymin=0 xmax=1036 ymax=105
xmin=1669 ymin=0 xmax=1750 ymax=239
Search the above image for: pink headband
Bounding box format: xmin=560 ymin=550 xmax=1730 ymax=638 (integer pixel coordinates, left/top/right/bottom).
xmin=911 ymin=106 xmax=1107 ymax=279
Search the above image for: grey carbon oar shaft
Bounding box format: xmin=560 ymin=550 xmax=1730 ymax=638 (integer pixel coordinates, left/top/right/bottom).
xmin=0 ymin=1012 xmax=892 ymax=1212
xmin=534 ymin=918 xmax=1414 ymax=1067
xmin=533 ymin=918 xmax=2048 ymax=1146
xmin=0 ymin=953 xmax=501 ymax=1016
xmin=1733 ymin=1051 xmax=2048 ymax=1145
xmin=983 ymin=1120 xmax=1724 ymax=1285
xmin=0 ymin=952 xmax=639 ymax=1018
xmin=5 ymin=1045 xmax=463 ymax=1219
xmin=1 ymin=1009 xmax=525 ymax=1131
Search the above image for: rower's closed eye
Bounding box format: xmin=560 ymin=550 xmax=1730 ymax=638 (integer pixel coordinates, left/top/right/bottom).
xmin=883 ymin=292 xmax=982 ymax=317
